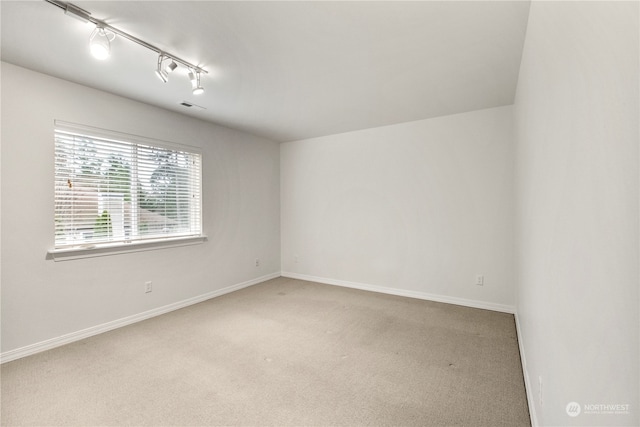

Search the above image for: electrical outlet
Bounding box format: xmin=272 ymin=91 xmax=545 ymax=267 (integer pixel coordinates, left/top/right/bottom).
xmin=476 ymin=275 xmax=484 ymax=286
xmin=255 ymin=258 xmax=260 ymax=267
xmin=294 ymin=255 xmax=298 ymax=263
xmin=145 ymin=281 xmax=152 ymax=293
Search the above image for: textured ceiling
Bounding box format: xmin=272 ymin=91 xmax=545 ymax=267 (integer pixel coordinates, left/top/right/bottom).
xmin=1 ymin=1 xmax=530 ymax=142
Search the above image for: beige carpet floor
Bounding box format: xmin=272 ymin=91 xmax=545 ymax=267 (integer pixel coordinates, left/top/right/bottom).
xmin=1 ymin=277 xmax=530 ymax=426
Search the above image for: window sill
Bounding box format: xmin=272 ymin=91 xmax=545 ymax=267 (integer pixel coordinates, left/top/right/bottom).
xmin=47 ymin=235 xmax=207 ymax=261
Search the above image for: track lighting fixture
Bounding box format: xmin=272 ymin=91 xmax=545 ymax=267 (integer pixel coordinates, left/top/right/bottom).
xmin=155 ymin=55 xmax=169 ymax=83
xmin=165 ymin=60 xmax=178 ymax=74
xmin=47 ymin=0 xmax=208 ymax=94
xmin=64 ymin=3 xmax=89 ymax=23
xmin=89 ymin=26 xmax=115 ymax=60
xmin=189 ymin=70 xmax=205 ymax=95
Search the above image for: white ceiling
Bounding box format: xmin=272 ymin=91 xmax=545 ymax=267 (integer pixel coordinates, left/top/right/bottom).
xmin=1 ymin=1 xmax=530 ymax=142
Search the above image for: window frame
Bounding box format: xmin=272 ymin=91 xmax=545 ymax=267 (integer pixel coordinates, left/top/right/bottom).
xmin=49 ymin=121 xmax=205 ymax=261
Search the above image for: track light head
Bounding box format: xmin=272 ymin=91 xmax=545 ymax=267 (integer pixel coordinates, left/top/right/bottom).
xmin=155 ymin=55 xmax=168 ymax=83
xmin=190 ymin=70 xmax=204 ymax=95
xmin=165 ymin=60 xmax=178 ymax=73
xmin=89 ymin=26 xmax=114 ymax=60
xmin=155 ymin=69 xmax=168 ymax=83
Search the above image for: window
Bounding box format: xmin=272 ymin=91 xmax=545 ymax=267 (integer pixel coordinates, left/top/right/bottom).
xmin=54 ymin=121 xmax=202 ymax=251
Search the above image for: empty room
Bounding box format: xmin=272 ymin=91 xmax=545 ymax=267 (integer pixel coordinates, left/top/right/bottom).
xmin=0 ymin=1 xmax=638 ymax=426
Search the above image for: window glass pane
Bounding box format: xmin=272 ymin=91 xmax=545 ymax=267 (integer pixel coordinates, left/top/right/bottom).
xmin=54 ymin=124 xmax=202 ymax=248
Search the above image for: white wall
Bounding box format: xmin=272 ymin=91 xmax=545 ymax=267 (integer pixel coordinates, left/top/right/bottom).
xmin=281 ymin=106 xmax=514 ymax=310
xmin=0 ymin=63 xmax=281 ymax=355
xmin=514 ymin=2 xmax=639 ymax=426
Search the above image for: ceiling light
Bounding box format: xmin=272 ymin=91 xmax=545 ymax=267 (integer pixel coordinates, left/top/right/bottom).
xmin=89 ymin=26 xmax=114 ymax=60
xmin=155 ymin=55 xmax=168 ymax=82
xmin=190 ymin=71 xmax=204 ymax=95
xmin=48 ymin=0 xmax=208 ymax=94
xmin=165 ymin=60 xmax=178 ymax=74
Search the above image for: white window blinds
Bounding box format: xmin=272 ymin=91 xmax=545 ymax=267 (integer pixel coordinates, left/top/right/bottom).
xmin=54 ymin=122 xmax=202 ymax=249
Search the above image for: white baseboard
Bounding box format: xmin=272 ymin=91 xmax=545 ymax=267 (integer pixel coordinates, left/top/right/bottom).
xmin=281 ymin=271 xmax=516 ymax=314
xmin=3 ymin=270 xmax=534 ymax=426
xmin=0 ymin=272 xmax=280 ymax=364
xmin=515 ymin=311 xmax=538 ymax=427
